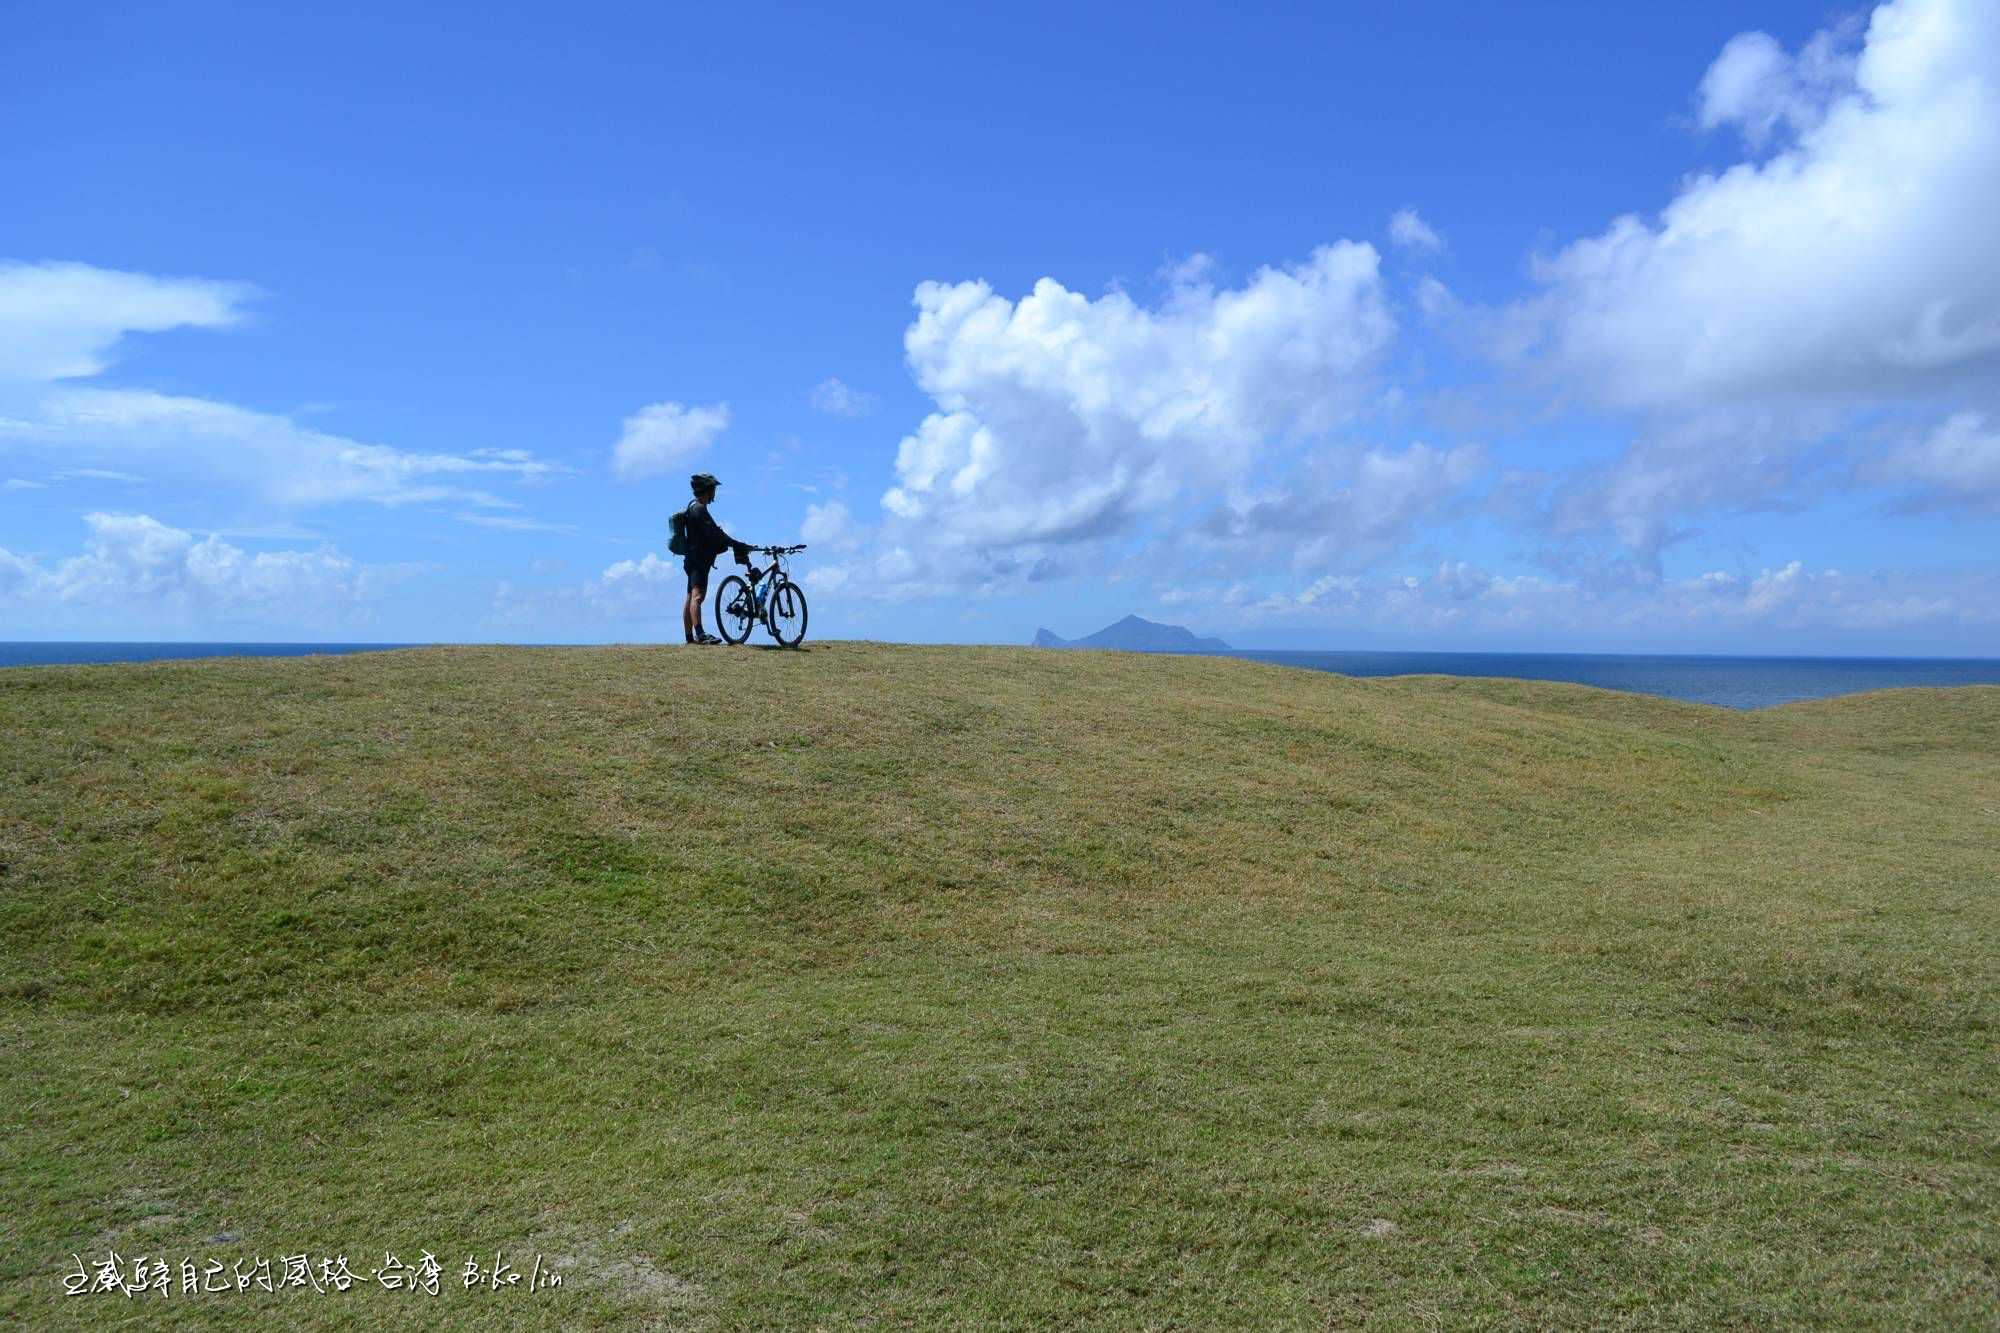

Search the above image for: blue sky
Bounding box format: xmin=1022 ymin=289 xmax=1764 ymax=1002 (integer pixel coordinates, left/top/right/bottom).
xmin=3 ymin=0 xmax=1996 ymax=652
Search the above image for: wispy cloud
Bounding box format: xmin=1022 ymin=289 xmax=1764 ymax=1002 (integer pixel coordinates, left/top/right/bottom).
xmin=456 ymin=511 xmax=577 ymax=533
xmin=53 ymin=468 xmax=145 ymax=483
xmin=809 ymin=377 xmax=878 ymax=418
xmin=0 ymin=259 xmax=255 ymax=382
xmin=1387 ymin=208 xmax=1444 ymax=253
xmin=0 ymin=261 xmax=569 ymax=520
xmin=19 ymin=387 xmax=562 ymax=510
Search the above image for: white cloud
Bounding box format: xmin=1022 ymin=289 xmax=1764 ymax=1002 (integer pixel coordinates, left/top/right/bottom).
xmin=1165 ymin=556 xmax=1998 ymax=645
xmin=0 ymin=260 xmax=254 ymax=383
xmin=1469 ymin=0 xmax=2000 ymax=569
xmin=796 ymin=545 xmax=992 ymax=605
xmin=612 ymin=400 xmax=729 ymax=480
xmin=1201 ymin=441 xmax=1485 ymax=572
xmin=0 ymin=260 xmax=566 ymax=516
xmin=456 ymin=511 xmax=577 ymax=533
xmin=20 ymin=386 xmax=558 ymax=509
xmin=1512 ymin=0 xmax=2000 ymax=411
xmin=507 ymin=549 xmax=715 ymax=624
xmin=1870 ymin=410 xmax=2000 ymax=513
xmin=803 ymin=244 xmax=1488 ymax=604
xmin=1297 ymin=573 xmax=1361 ymax=608
xmin=0 ymin=512 xmax=403 ymax=625
xmin=1387 ymin=208 xmax=1444 ymax=253
xmin=1672 ymin=560 xmax=1979 ymax=632
xmin=54 ymin=467 xmax=144 ymax=482
xmin=809 ymin=377 xmax=878 ymax=418
xmin=1697 ymin=24 xmax=1860 ymax=147
xmin=4 ymin=477 xmax=44 ymax=490
xmin=1530 ymin=405 xmax=1843 ymax=567
xmin=0 ymin=543 xmax=40 ymax=596
xmin=1414 ymin=275 xmax=1457 ymax=323
xmin=800 ymin=499 xmax=858 ymax=551
xmin=882 ymin=242 xmax=1395 ymax=550
xmin=493 ymin=548 xmax=707 ymax=627
xmin=593 ymin=551 xmax=685 ymax=614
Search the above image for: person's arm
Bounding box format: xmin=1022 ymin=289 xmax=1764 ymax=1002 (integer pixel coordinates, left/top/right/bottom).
xmin=689 ymin=502 xmax=723 ymax=547
xmin=707 ymin=507 xmax=747 ymax=556
xmin=692 ymin=503 xmax=749 ymax=559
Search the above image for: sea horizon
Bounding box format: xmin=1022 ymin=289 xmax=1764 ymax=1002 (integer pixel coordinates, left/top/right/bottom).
xmin=5 ymin=639 xmax=2000 ymax=663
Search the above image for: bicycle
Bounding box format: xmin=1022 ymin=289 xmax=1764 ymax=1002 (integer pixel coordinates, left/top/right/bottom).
xmin=714 ymin=545 xmax=810 ymax=648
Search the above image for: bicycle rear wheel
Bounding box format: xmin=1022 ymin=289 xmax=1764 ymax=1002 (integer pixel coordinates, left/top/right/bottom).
xmin=767 ymin=578 xmax=808 ymax=647
xmin=714 ymin=575 xmax=754 ymax=644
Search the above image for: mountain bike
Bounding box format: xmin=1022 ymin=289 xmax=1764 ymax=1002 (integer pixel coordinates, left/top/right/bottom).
xmin=715 ymin=545 xmax=809 ymax=647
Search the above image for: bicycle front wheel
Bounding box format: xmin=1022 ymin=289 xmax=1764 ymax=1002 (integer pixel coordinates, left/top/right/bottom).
xmin=767 ymin=578 xmax=808 ymax=647
xmin=714 ymin=575 xmax=754 ymax=644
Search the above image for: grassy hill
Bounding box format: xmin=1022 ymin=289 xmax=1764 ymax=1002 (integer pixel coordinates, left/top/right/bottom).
xmin=2 ymin=643 xmax=1995 ymax=1328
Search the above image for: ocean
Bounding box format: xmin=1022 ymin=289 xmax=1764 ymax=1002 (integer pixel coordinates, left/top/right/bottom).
xmin=0 ymin=642 xmax=420 ymax=670
xmin=1221 ymin=650 xmax=2000 ymax=710
xmin=2 ymin=642 xmax=1998 ymax=710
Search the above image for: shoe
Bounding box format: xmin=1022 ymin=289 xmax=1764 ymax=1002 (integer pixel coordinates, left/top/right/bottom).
xmin=695 ymin=633 xmax=724 ymax=645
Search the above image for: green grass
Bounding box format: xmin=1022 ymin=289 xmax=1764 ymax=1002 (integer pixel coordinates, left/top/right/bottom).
xmin=1 ymin=643 xmax=1995 ymax=1328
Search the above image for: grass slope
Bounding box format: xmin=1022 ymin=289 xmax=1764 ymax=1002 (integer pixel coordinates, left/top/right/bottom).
xmin=1 ymin=644 xmax=1995 ymax=1328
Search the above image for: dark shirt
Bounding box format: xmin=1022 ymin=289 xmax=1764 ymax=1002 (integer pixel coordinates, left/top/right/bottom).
xmin=683 ymin=499 xmax=740 ymax=569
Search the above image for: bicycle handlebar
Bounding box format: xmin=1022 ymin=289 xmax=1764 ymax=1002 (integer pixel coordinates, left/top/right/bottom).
xmin=750 ymin=544 xmax=807 ymax=555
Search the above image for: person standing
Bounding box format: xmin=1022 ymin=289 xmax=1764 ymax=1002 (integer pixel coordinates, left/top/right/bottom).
xmin=680 ymin=472 xmax=748 ymax=645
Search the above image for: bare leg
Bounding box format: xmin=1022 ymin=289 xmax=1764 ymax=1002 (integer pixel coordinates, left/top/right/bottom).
xmin=683 ymin=584 xmax=703 ymax=642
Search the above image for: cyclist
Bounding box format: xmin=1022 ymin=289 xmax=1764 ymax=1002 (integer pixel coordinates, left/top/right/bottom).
xmin=680 ymin=472 xmax=749 ymax=645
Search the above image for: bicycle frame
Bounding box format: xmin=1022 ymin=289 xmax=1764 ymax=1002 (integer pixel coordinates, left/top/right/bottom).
xmin=750 ymin=547 xmax=794 ymax=588
xmin=718 ymin=544 xmax=808 ymax=646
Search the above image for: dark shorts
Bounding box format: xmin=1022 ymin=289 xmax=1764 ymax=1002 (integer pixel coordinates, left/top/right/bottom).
xmin=684 ymin=559 xmax=709 ymax=594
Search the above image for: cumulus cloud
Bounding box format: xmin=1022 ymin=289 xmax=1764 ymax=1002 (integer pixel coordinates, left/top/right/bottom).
xmin=498 ymin=546 xmax=730 ymax=626
xmin=794 ymin=243 xmax=1500 ymax=604
xmin=593 ymin=551 xmax=684 ymax=615
xmin=800 ymin=499 xmax=859 ymax=551
xmin=0 ymin=260 xmax=254 ymax=383
xmin=1696 ymin=23 xmax=1860 ymax=147
xmin=612 ymin=400 xmax=729 ymax=480
xmin=1512 ymin=0 xmax=2000 ymax=410
xmin=1667 ymin=560 xmax=1987 ymax=633
xmin=1387 ymin=208 xmax=1445 ymax=253
xmin=1473 ymin=0 xmax=2000 ymax=569
xmin=0 ymin=512 xmax=403 ymax=626
xmin=882 ymin=242 xmax=1395 ymax=550
xmin=809 ymin=377 xmax=877 ymax=417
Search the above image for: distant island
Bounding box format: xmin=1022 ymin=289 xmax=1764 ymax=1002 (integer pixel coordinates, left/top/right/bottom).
xmin=1031 ymin=614 xmax=1232 ymax=653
